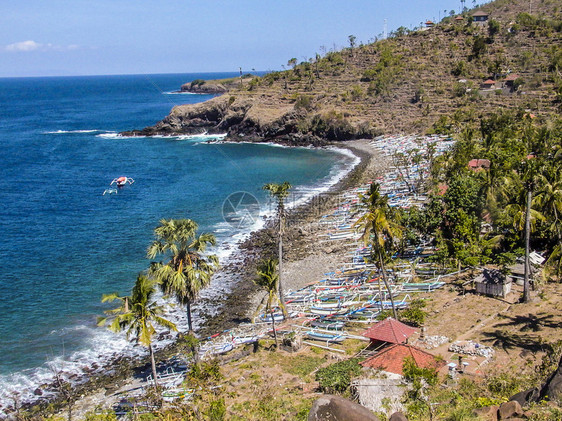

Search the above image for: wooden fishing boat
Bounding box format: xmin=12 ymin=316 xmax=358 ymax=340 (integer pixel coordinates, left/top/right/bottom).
xmin=306 ymin=331 xmax=345 ymax=343
xmin=310 ymin=307 xmax=349 ymax=316
xmin=310 ymin=319 xmax=345 ymax=330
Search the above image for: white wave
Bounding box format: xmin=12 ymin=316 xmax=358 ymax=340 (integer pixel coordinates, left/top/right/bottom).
xmin=44 ymin=129 xmax=108 ymax=134
xmin=162 ymin=91 xmax=199 ymax=95
xmin=96 ymin=132 xmax=129 ymax=139
xmin=96 ymin=132 xmax=228 ymax=142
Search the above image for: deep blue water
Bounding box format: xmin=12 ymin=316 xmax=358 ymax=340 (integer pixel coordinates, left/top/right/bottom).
xmin=0 ymin=73 xmax=355 ymax=404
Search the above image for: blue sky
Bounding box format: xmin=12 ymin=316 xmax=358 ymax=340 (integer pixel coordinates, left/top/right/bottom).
xmin=1 ymin=0 xmax=479 ymax=77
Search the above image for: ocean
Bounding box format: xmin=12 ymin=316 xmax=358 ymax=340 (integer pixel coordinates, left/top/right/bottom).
xmin=0 ymin=73 xmax=358 ymax=408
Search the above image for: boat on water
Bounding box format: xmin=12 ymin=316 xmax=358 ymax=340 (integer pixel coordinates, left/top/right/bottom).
xmin=111 ymin=176 xmax=134 ymax=187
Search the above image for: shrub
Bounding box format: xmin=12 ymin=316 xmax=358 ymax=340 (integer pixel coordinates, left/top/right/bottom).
xmin=207 ymin=399 xmax=226 ymax=421
xmin=315 ymin=358 xmax=362 ymax=394
xmin=190 ymin=79 xmax=206 ymax=87
xmin=400 ymin=298 xmax=427 ymax=326
xmin=294 ymin=94 xmax=313 ymax=111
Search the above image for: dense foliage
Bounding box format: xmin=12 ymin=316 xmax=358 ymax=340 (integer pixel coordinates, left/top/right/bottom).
xmin=315 ymin=358 xmax=362 ymax=394
xmin=405 ymin=113 xmax=562 ymax=280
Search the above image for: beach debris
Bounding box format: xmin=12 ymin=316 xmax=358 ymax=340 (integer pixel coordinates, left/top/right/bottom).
xmin=448 ymin=340 xmax=494 ymax=358
xmin=416 ymin=335 xmax=450 ymax=349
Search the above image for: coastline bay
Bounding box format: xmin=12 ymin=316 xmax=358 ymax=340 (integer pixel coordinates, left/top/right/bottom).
xmin=0 ymin=73 xmax=357 ymax=408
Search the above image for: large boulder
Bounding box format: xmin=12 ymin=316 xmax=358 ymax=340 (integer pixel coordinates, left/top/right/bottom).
xmin=498 ymin=400 xmax=524 ymax=420
xmin=473 ymin=405 xmax=498 ymax=421
xmin=389 ymin=412 xmax=408 ymax=421
xmin=509 ymin=387 xmax=539 ymax=407
xmin=308 ymin=394 xmax=379 ymax=421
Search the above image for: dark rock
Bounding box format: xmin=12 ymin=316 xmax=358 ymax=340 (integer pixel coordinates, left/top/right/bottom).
xmin=308 ymin=394 xmax=379 ymax=421
xmin=473 ymin=405 xmax=498 ymax=421
xmin=498 ymin=400 xmax=524 ymax=419
xmin=33 ymin=388 xmax=43 ymax=396
xmin=180 ymin=82 xmax=227 ymax=94
xmin=540 ymin=355 xmax=562 ymax=401
xmin=389 ymin=412 xmax=408 ymax=421
xmin=509 ymin=387 xmax=539 ymax=407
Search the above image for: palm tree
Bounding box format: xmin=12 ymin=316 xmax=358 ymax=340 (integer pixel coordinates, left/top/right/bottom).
xmin=147 ymin=218 xmax=219 ymax=333
xmin=99 ymin=274 xmax=177 ymax=388
xmin=263 ymin=182 xmax=292 ymax=311
xmin=253 ymin=259 xmax=284 ymax=348
xmin=354 ymin=183 xmax=402 ymax=319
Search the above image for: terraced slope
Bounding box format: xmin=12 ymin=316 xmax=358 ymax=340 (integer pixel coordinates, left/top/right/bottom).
xmin=125 ymin=0 xmax=562 ymax=144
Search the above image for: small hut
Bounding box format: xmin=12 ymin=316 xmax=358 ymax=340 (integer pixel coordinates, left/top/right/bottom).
xmin=503 ymin=73 xmax=521 ymax=91
xmin=481 ymin=79 xmax=496 ymax=90
xmin=362 ymin=317 xmax=417 ymax=347
xmin=361 ymin=344 xmax=445 ymax=376
xmin=475 ymin=268 xmax=511 ymax=298
xmin=472 ymin=10 xmax=489 ymax=22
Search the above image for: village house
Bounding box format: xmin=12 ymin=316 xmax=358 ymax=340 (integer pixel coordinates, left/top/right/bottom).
xmin=481 ymin=79 xmax=496 ymax=90
xmin=503 ymin=73 xmax=521 ymax=91
xmin=468 ymin=158 xmax=491 ymax=171
xmin=472 ymin=10 xmax=489 ymax=22
xmin=360 ymin=343 xmax=446 ymax=376
xmin=361 ymin=317 xmax=417 ymax=349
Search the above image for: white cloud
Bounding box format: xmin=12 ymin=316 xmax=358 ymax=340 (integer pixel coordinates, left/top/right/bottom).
xmin=5 ymin=40 xmax=42 ymax=52
xmin=3 ymin=40 xmax=81 ymax=52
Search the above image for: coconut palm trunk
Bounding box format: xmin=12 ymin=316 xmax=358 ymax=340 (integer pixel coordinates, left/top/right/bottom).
xmin=523 ymin=188 xmax=532 ymax=302
xmin=278 ymin=214 xmax=285 ymax=306
xmin=378 ymin=249 xmax=398 ymax=319
xmin=270 ymin=309 xmax=279 ymax=348
xmin=186 ymin=301 xmax=193 ymax=333
xmin=149 ymin=343 xmax=158 ymax=388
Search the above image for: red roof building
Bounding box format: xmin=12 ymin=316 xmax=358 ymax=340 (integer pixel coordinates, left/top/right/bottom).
xmin=468 ymin=158 xmax=491 ymax=171
xmin=481 ymin=79 xmax=496 ymax=89
xmin=362 ymin=317 xmax=417 ymax=344
xmin=504 ymin=73 xmax=520 ymax=81
xmin=361 ymin=344 xmax=446 ymax=375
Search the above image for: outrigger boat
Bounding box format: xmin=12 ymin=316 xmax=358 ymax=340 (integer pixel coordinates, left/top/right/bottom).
xmin=306 ymin=330 xmax=345 ymax=344
xmin=310 ymin=319 xmax=345 ymax=330
xmin=111 ymin=176 xmax=134 ymax=187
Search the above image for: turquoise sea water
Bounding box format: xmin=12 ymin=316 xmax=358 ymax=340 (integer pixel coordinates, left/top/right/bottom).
xmin=0 ymin=73 xmax=357 ymax=406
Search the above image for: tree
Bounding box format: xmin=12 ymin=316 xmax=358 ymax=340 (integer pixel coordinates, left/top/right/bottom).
xmin=287 ymin=57 xmax=297 ymax=70
xmin=263 ymin=182 xmax=292 ymax=311
xmin=354 ymin=183 xmax=401 ymax=319
xmin=253 ymin=259 xmax=284 ymax=348
xmin=99 ymin=274 xmax=177 ymax=388
xmin=147 ymin=218 xmax=219 ymax=333
xmin=348 ymin=35 xmax=357 ymax=56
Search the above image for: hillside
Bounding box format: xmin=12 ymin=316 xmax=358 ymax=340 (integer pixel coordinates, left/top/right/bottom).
xmin=124 ymin=0 xmax=562 ymax=144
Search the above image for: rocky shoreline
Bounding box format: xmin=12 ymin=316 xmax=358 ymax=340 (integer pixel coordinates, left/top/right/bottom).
xmin=14 ymin=139 xmax=381 ymax=418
